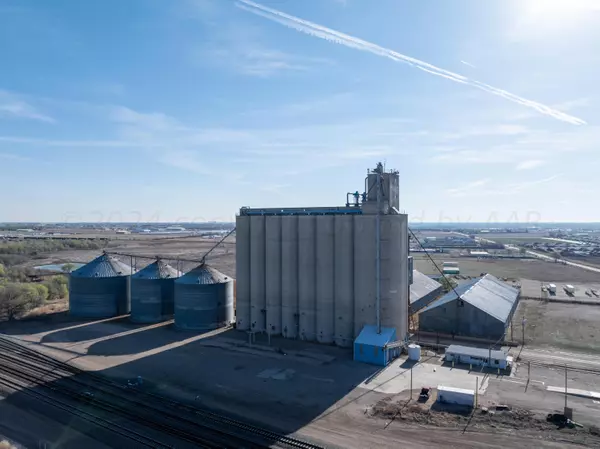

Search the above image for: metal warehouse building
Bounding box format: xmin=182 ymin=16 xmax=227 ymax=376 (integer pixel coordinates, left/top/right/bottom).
xmin=418 ymin=274 xmax=519 ymax=341
xmin=410 ymin=270 xmax=443 ymax=313
xmin=236 ymin=163 xmax=410 ymax=348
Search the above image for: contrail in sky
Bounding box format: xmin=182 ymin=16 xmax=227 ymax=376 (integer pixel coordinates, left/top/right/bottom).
xmin=237 ymin=0 xmax=586 ymax=126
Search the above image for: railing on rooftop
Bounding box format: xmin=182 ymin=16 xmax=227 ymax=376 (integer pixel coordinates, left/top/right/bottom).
xmin=239 ymin=207 xmax=363 ymax=216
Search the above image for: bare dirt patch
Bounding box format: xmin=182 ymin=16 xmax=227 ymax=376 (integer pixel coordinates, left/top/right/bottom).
xmin=413 ymin=254 xmax=600 ymax=283
xmin=370 ymin=396 xmax=600 ymax=446
xmin=514 ymin=300 xmax=600 ymax=352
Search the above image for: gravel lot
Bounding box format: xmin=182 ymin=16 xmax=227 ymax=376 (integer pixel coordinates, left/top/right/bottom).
xmin=513 ymin=300 xmax=600 ymax=352
xmin=413 ymin=254 xmax=600 ymax=283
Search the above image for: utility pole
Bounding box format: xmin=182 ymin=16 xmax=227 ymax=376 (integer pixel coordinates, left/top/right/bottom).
xmin=410 ymin=366 xmax=413 ymax=400
xmin=564 ymin=364 xmax=568 ymax=410
xmin=375 ymin=165 xmax=382 ymax=334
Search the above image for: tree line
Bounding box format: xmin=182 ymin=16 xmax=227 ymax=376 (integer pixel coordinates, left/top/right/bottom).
xmin=0 ymin=238 xmax=106 ymax=267
xmin=0 ymin=264 xmax=69 ymax=320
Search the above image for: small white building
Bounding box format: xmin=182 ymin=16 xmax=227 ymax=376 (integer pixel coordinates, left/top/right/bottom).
xmin=437 ymin=386 xmax=474 ymax=407
xmin=445 ymin=344 xmax=511 ymax=370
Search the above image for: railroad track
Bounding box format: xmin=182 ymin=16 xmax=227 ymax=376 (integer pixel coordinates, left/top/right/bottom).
xmin=0 ymin=370 xmax=171 ymax=448
xmin=0 ymin=336 xmax=324 ymax=449
xmin=516 ymin=353 xmax=600 ymax=376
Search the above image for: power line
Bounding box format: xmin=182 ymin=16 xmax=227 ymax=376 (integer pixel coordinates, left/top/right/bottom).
xmin=104 ymin=229 xmax=236 ymax=266
xmin=407 ymin=227 xmax=463 ymax=301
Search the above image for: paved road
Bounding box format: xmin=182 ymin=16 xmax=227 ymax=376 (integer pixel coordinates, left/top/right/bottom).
xmin=497 ymin=242 xmax=600 ymax=274
xmin=524 ymin=250 xmax=600 ymax=274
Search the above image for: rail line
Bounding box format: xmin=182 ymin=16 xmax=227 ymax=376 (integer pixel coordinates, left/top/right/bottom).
xmin=0 ymin=336 xmax=324 ymax=449
xmin=523 ymin=359 xmax=600 ymax=376
xmin=0 ymin=371 xmax=170 ymax=448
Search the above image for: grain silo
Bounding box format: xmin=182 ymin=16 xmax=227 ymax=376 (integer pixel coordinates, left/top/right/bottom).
xmin=174 ymin=264 xmax=234 ymax=330
xmin=130 ymin=259 xmax=181 ymax=323
xmin=236 ymin=163 xmax=409 ymax=348
xmin=69 ymin=253 xmax=135 ymax=318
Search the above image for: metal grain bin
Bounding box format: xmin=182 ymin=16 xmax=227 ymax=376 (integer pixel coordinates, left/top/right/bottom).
xmin=174 ymin=264 xmax=234 ymax=331
xmin=131 ymin=259 xmax=181 ymax=323
xmin=69 ymin=254 xmax=135 ymax=318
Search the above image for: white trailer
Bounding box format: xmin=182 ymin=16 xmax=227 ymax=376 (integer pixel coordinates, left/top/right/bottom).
xmin=565 ymin=285 xmax=575 ymax=294
xmin=548 ymin=284 xmax=557 ymax=294
xmin=437 ymin=385 xmax=474 ymax=407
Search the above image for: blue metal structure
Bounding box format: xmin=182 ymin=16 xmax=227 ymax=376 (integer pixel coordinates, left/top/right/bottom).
xmin=130 ymin=260 xmax=181 ymax=323
xmin=69 ymin=253 xmax=134 ymax=318
xmin=174 ymin=264 xmax=234 ymax=330
xmin=354 ymin=325 xmax=398 ymax=366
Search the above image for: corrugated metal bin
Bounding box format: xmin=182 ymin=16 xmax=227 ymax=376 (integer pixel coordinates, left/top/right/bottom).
xmin=174 ymin=264 xmax=234 ymax=331
xmin=131 ymin=259 xmax=181 ymax=323
xmin=69 ymin=253 xmax=135 ymax=318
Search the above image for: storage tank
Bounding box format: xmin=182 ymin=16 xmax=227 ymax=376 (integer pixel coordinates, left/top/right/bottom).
xmin=408 ymin=344 xmax=421 ymax=361
xmin=174 ymin=264 xmax=234 ymax=330
xmin=69 ymin=253 xmax=134 ymax=318
xmin=130 ymin=259 xmax=181 ymax=323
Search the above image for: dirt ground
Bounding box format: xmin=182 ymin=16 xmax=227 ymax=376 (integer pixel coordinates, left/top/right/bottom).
xmin=27 ymin=236 xmax=236 ymax=277
xmin=372 ymin=395 xmax=599 ymax=444
xmin=513 ymin=300 xmax=600 ymax=352
xmin=413 ymin=254 xmax=600 ymax=283
xmin=520 ymin=279 xmax=600 ymax=302
xmin=2 ymin=316 xmax=600 ymax=448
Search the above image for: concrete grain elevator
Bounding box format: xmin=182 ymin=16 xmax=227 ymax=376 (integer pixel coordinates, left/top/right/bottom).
xmin=236 ymin=163 xmax=409 ymax=350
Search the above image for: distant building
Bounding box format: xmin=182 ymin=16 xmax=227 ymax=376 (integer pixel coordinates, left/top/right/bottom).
xmin=165 ymin=226 xmax=186 ymax=232
xmin=418 ymin=274 xmax=520 ymax=341
xmin=442 ymin=261 xmax=460 ymax=275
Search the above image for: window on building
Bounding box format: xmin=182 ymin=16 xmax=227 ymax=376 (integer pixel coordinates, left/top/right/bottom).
xmin=359 ymin=344 xmax=364 ymax=355
xmin=494 ymin=359 xmax=499 ymax=365
xmin=374 ymin=346 xmax=378 ymax=356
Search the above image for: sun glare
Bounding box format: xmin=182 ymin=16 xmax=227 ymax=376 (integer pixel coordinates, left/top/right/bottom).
xmin=522 ymin=0 xmax=598 ymax=29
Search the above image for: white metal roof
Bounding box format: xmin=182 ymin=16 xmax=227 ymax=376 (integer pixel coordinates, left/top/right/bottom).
xmin=438 ymin=385 xmax=474 ymax=395
xmin=422 ymin=274 xmax=519 ymax=323
xmin=410 ymin=270 xmax=443 ymax=304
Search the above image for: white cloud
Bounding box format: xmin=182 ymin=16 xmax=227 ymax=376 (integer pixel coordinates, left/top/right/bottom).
xmin=237 ymin=0 xmax=586 ymax=125
xmin=442 ymin=124 xmax=530 ymax=140
xmin=515 ymin=160 xmax=545 ymax=171
xmin=0 ymin=152 xmax=32 ymax=162
xmin=0 ymin=91 xmax=55 ymax=123
xmin=445 ymin=179 xmax=490 ymax=195
xmin=445 ymin=174 xmax=562 ymax=198
xmin=188 ymin=3 xmax=332 ymax=77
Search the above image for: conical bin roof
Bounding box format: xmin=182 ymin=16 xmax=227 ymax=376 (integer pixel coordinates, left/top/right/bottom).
xmin=71 ymin=253 xmax=134 ymax=278
xmin=132 ymin=260 xmax=181 ymax=280
xmin=176 ymin=264 xmax=230 ymax=285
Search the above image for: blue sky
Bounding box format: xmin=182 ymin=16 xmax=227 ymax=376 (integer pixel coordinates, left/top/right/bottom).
xmin=1 ymin=0 xmax=599 ymax=223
